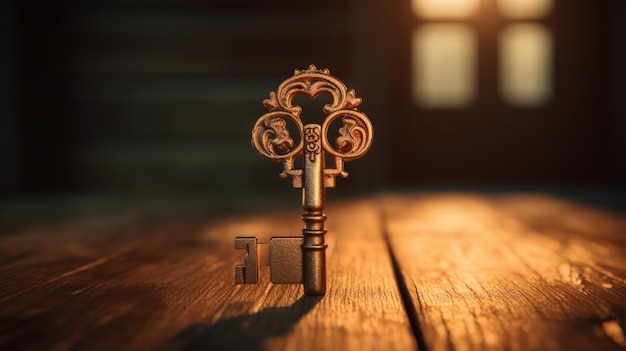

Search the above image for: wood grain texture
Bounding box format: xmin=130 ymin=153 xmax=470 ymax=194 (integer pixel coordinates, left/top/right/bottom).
xmin=0 ymin=197 xmax=416 ymax=351
xmin=3 ymin=192 xmax=625 ymax=351
xmin=383 ymin=193 xmax=626 ymax=351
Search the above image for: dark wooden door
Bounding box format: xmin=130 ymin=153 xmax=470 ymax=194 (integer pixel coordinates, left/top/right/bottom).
xmin=386 ymin=0 xmax=610 ymax=184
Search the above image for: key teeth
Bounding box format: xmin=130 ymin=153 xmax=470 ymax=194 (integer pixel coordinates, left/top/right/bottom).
xmin=235 ymin=237 xmax=258 ymax=284
xmin=235 ymin=265 xmax=258 ymax=284
xmin=235 ymin=265 xmax=245 ymax=284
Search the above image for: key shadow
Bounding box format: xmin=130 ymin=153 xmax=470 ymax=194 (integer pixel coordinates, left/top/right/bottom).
xmin=173 ymin=295 xmax=322 ymax=351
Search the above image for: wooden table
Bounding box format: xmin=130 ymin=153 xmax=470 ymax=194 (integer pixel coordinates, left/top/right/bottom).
xmin=1 ymin=191 xmax=625 ymax=351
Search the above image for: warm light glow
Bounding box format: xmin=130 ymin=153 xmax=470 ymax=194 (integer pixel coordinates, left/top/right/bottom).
xmin=499 ymin=23 xmax=552 ymax=106
xmin=412 ymin=0 xmax=479 ymax=19
xmin=413 ymin=24 xmax=476 ymax=108
xmin=498 ymin=0 xmax=552 ymax=18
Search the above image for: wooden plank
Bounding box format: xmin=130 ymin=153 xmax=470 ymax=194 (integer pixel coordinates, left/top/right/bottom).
xmin=0 ymin=198 xmax=417 ymax=350
xmin=383 ymin=193 xmax=626 ymax=351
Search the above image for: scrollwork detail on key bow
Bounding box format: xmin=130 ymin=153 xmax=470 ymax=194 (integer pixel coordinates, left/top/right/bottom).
xmin=263 ymin=64 xmax=362 ymax=117
xmin=251 ymin=65 xmax=373 ymax=187
xmin=252 ymin=111 xmax=303 ymax=161
xmin=324 ymin=111 xmax=373 ymax=161
xmin=262 ymin=117 xmax=294 ymax=155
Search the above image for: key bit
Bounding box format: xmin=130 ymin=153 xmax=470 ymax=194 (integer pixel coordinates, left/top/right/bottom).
xmin=235 ymin=237 xmax=258 ymax=284
xmin=268 ymin=237 xmax=304 ymax=284
xmin=236 ymin=237 xmax=304 ymax=285
xmin=235 ymin=65 xmax=373 ymax=295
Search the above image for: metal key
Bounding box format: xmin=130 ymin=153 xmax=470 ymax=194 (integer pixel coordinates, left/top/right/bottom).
xmin=235 ymin=65 xmax=373 ymax=295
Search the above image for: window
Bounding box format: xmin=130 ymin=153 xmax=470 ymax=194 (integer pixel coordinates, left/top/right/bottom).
xmin=412 ymin=0 xmax=553 ymax=108
xmin=412 ymin=25 xmax=476 ymax=108
xmin=412 ymin=0 xmax=479 ymax=19
xmin=499 ymin=23 xmax=552 ymax=106
xmin=498 ymin=0 xmax=552 ymax=19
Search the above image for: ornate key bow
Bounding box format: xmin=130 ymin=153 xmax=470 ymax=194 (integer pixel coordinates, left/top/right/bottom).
xmin=235 ymin=65 xmax=373 ymax=295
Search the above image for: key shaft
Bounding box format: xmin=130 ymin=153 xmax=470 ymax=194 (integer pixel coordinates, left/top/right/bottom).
xmin=302 ymin=124 xmax=327 ymax=295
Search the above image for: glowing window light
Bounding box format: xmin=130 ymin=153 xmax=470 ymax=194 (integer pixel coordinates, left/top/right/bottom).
xmin=412 ymin=0 xmax=479 ymax=19
xmin=499 ymin=23 xmax=552 ymax=106
xmin=412 ymin=24 xmax=476 ymax=108
xmin=498 ymin=0 xmax=552 ymax=19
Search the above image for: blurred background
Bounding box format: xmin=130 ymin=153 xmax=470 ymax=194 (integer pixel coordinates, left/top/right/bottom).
xmin=1 ymin=0 xmax=625 ymax=202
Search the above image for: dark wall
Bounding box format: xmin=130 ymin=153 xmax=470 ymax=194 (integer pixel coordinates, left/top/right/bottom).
xmin=9 ymin=0 xmax=364 ymax=197
xmin=3 ymin=0 xmax=625 ymax=198
xmin=610 ymin=1 xmax=626 ymax=182
xmin=383 ymin=0 xmax=625 ymax=185
xmin=13 ymin=2 xmax=75 ymax=195
xmin=1 ymin=0 xmax=16 ymax=196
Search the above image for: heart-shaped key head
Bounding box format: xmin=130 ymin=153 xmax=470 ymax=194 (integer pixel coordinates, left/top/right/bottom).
xmin=251 ymin=65 xmax=373 ymax=187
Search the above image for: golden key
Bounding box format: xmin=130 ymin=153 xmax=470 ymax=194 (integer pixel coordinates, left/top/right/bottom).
xmin=235 ymin=65 xmax=373 ymax=295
